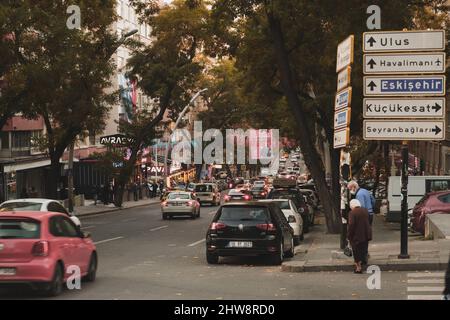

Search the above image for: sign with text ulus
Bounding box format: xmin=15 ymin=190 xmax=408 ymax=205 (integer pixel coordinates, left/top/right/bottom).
xmin=363 ymin=120 xmax=445 ymax=141
xmin=334 ymin=128 xmax=350 ymax=149
xmin=364 ymin=98 xmax=445 ymax=118
xmin=336 ymin=35 xmax=354 ymax=72
xmin=335 ymin=87 xmax=352 ymax=110
xmin=364 ymin=75 xmax=445 ymax=96
xmin=363 ymin=52 xmax=446 ymax=74
xmin=363 ymin=30 xmax=445 ymax=52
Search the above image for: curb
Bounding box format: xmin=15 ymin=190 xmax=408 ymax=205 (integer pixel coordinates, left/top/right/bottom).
xmin=75 ymin=201 xmax=160 ymax=218
xmin=281 ymin=261 xmax=448 ymax=273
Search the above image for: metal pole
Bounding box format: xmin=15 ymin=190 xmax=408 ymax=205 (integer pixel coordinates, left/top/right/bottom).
xmin=398 ymin=141 xmax=410 ymax=259
xmin=68 ymin=142 xmax=74 ymax=213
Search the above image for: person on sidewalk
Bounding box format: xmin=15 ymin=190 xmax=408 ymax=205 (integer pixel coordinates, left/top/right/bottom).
xmin=347 ymin=181 xmax=375 ymax=225
xmin=347 ymin=199 xmax=372 ymax=274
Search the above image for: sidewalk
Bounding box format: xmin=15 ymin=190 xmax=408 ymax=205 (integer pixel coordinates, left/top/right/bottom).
xmin=73 ymin=197 xmax=161 ymax=217
xmin=283 ymin=214 xmax=450 ymax=273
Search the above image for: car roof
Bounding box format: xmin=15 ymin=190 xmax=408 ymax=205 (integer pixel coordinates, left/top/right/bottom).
xmin=1 ymin=198 xmax=56 ymax=205
xmin=0 ymin=211 xmax=64 ymax=220
xmin=428 ymin=190 xmax=450 ymax=196
xmin=222 ymin=201 xmax=272 ymax=207
xmin=259 ymin=199 xmax=289 ymax=202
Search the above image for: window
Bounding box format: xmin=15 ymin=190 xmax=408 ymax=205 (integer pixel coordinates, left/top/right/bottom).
xmin=50 ymin=216 xmax=78 ymax=237
xmin=218 ymin=206 xmax=270 ymax=222
xmin=48 ymin=202 xmax=69 ymax=215
xmin=60 ymin=217 xmax=79 ymax=237
xmin=12 ymin=131 xmax=32 ymax=149
xmin=437 ymin=193 xmax=450 ymax=203
xmin=1 ymin=132 xmax=9 ymax=149
xmin=0 ymin=202 xmax=42 ymax=212
xmin=195 ymin=185 xmax=213 ymax=192
xmin=426 ymin=180 xmax=450 ymax=192
xmin=0 ymin=219 xmax=40 ymax=239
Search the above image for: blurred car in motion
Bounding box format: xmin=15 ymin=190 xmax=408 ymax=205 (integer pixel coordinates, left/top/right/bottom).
xmin=410 ymin=190 xmax=450 ymax=234
xmin=161 ymin=191 xmax=201 ymax=220
xmin=205 ymin=202 xmax=295 ymax=265
xmin=223 ymin=189 xmax=253 ymax=202
xmin=0 ymin=199 xmax=81 ymax=228
xmin=250 ymin=186 xmax=268 ymax=200
xmin=0 ymin=211 xmax=97 ymax=296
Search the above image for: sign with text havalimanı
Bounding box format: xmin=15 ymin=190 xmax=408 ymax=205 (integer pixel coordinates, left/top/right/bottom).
xmin=363 ymin=52 xmax=446 ymax=74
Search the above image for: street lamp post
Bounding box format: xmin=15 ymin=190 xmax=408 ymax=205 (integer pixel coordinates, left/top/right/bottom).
xmin=163 ymin=88 xmax=207 ymax=186
xmin=67 ymin=29 xmax=138 ymax=213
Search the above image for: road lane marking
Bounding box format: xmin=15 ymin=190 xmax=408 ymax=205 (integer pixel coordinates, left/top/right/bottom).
xmin=150 ymin=225 xmax=168 ymax=232
xmin=94 ymin=236 xmax=124 ymax=245
xmin=407 ymin=295 xmax=443 ymax=300
xmin=188 ymin=239 xmax=206 ymax=247
xmin=122 ymin=218 xmax=138 ymax=223
xmin=407 ymin=279 xmax=444 ymax=284
xmin=81 ymin=225 xmax=95 ymax=230
xmin=407 ymin=287 xmax=444 ymax=292
xmin=407 ymin=272 xmax=445 ymax=277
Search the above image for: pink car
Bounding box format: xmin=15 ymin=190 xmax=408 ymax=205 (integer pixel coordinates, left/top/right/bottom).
xmin=411 ymin=191 xmax=450 ymax=234
xmin=0 ymin=211 xmax=97 ymax=296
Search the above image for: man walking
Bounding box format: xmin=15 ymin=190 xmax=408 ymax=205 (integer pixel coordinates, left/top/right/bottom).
xmin=347 ymin=181 xmax=375 ymax=225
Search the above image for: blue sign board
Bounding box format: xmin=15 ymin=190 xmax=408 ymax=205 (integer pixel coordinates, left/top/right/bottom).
xmin=364 ymin=75 xmax=446 ymax=96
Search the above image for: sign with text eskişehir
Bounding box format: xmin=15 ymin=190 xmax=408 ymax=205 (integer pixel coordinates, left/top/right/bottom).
xmin=337 ymin=66 xmax=351 ymax=92
xmin=363 ymin=120 xmax=445 ymax=141
xmin=364 ymin=75 xmax=445 ymax=96
xmin=334 ymin=127 xmax=350 ymax=149
xmin=335 ymin=87 xmax=352 ymax=110
xmin=363 ymin=98 xmax=445 ymax=118
xmin=363 ymin=30 xmax=445 ymax=53
xmin=363 ymin=52 xmax=446 ymax=74
xmin=336 ymin=35 xmax=354 ymax=73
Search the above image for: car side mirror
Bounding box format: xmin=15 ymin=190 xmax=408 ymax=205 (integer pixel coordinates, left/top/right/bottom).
xmin=288 ymin=215 xmax=296 ymax=223
xmin=82 ymin=231 xmax=91 ymax=239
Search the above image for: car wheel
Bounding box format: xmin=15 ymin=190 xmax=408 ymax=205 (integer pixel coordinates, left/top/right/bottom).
xmin=294 ymin=236 xmax=301 ymax=246
xmin=83 ymin=253 xmax=97 ymax=282
xmin=197 ymin=208 xmax=201 ymax=218
xmin=43 ymin=263 xmax=64 ymax=297
xmin=310 ymin=212 xmax=315 ymax=226
xmin=206 ymin=251 xmax=219 ymax=264
xmin=303 ymin=217 xmax=310 ymax=233
xmin=271 ymin=241 xmax=283 ymax=265
xmin=191 ymin=213 xmax=196 ymax=219
xmin=162 ymin=213 xmax=168 ymax=220
xmin=285 ymin=238 xmax=295 ymax=258
xmin=300 ymin=232 xmax=304 ymax=241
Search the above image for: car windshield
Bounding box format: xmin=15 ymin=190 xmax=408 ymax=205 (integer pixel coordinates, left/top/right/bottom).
xmin=0 ymin=202 xmax=42 ymax=212
xmin=0 ymin=219 xmax=41 ymax=239
xmin=168 ymin=193 xmax=190 ymax=200
xmin=195 ymin=185 xmax=213 ymax=192
xmin=219 ymin=207 xmax=270 ymax=222
xmin=229 ymin=190 xmax=244 ymax=196
xmin=273 ymin=201 xmax=290 ymax=210
xmin=251 ymin=187 xmax=264 ymax=191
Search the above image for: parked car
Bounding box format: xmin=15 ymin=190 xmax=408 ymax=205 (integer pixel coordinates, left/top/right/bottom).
xmin=0 ymin=211 xmax=97 ymax=296
xmin=205 ymin=202 xmax=295 ymax=265
xmin=161 ymin=191 xmax=201 ymax=220
xmin=267 ymin=188 xmax=312 ymax=233
xmin=410 ymin=190 xmax=450 ymax=234
xmin=193 ymin=183 xmax=221 ymax=206
xmin=299 ymin=189 xmax=319 ymax=210
xmin=259 ymin=199 xmax=303 ymax=245
xmin=223 ymin=189 xmax=253 ymax=202
xmin=250 ymin=186 xmax=268 ymax=200
xmin=0 ymin=199 xmax=81 ymax=228
xmin=186 ymin=183 xmax=197 ymax=192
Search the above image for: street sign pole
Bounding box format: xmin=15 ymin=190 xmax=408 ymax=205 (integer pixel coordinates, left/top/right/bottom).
xmin=399 ymin=141 xmax=410 ymax=259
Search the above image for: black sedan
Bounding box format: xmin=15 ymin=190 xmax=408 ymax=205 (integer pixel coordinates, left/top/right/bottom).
xmin=205 ymin=202 xmax=295 ymax=265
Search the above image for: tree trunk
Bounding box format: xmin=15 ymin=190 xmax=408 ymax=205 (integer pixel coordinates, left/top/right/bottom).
xmin=114 ymin=151 xmax=137 ymax=207
xmin=267 ymin=12 xmax=341 ymax=233
xmin=47 ymin=154 xmax=61 ymax=200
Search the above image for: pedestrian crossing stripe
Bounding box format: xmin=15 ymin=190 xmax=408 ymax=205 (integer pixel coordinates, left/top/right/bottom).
xmin=406 ymin=272 xmax=445 ymax=300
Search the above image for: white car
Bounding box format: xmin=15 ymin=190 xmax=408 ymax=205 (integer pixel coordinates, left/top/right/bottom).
xmin=253 ymin=180 xmax=266 ymax=188
xmin=259 ymin=199 xmax=303 ymax=245
xmin=0 ymin=198 xmax=81 ymax=227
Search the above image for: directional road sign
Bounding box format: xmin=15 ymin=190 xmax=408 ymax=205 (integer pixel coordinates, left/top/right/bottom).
xmin=363 ymin=52 xmax=446 ymax=74
xmin=334 ymin=108 xmax=351 ymax=130
xmin=364 ymin=75 xmax=445 ymax=96
xmin=335 ymin=87 xmax=352 ymax=110
xmin=363 ymin=98 xmax=445 ymax=118
xmin=336 ymin=35 xmax=354 ymax=72
xmin=337 ymin=66 xmax=351 ymax=92
xmin=363 ymin=30 xmax=445 ymax=53
xmin=334 ymin=127 xmax=350 ymax=149
xmin=363 ymin=120 xmax=445 ymax=141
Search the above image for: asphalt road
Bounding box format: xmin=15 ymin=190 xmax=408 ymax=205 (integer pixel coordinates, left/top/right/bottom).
xmin=0 ymin=202 xmax=444 ymax=300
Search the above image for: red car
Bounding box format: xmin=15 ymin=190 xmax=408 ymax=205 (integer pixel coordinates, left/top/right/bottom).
xmin=0 ymin=211 xmax=97 ymax=296
xmin=411 ymin=191 xmax=450 ymax=234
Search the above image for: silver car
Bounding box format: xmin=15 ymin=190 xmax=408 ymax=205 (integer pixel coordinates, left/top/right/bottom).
xmin=161 ymin=192 xmax=200 ymax=220
xmin=194 ymin=183 xmax=221 ymax=206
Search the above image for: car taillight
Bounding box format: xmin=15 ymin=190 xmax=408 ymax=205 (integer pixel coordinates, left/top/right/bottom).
xmin=256 ymin=223 xmax=276 ymax=231
xmin=187 ymin=201 xmax=194 ymax=206
xmin=229 ymin=183 xmax=233 ymax=188
xmin=162 ymin=201 xmax=168 ymax=207
xmin=261 ymin=192 xmax=266 ymax=196
xmin=224 ymin=195 xmax=230 ymax=201
xmin=210 ymin=222 xmax=226 ymax=230
xmin=243 ymin=195 xmax=251 ymax=200
xmin=32 ymin=241 xmax=49 ymax=257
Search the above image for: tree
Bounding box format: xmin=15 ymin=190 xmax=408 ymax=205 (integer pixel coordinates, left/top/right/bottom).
xmin=109 ymin=0 xmax=213 ymax=207
xmin=0 ymin=1 xmax=119 ymax=198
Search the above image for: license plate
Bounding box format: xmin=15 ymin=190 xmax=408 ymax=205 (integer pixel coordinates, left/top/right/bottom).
xmin=228 ymin=241 xmax=252 ymax=248
xmin=232 ymin=197 xmax=242 ymax=200
xmin=171 ymin=202 xmax=182 ymax=206
xmin=0 ymin=268 xmax=16 ymax=276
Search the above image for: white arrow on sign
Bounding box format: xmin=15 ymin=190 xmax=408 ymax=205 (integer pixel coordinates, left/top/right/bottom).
xmin=335 ymin=87 xmax=352 ymax=110
xmin=363 ymin=30 xmax=445 ymax=52
xmin=363 ymin=52 xmax=446 ymax=74
xmin=364 ymin=120 xmax=445 ymax=141
xmin=364 ymin=75 xmax=445 ymax=96
xmin=334 ymin=108 xmax=351 ymax=129
xmin=337 ymin=66 xmax=351 ymax=92
xmin=364 ymin=98 xmax=445 ymax=118
xmin=334 ymin=128 xmax=350 ymax=149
